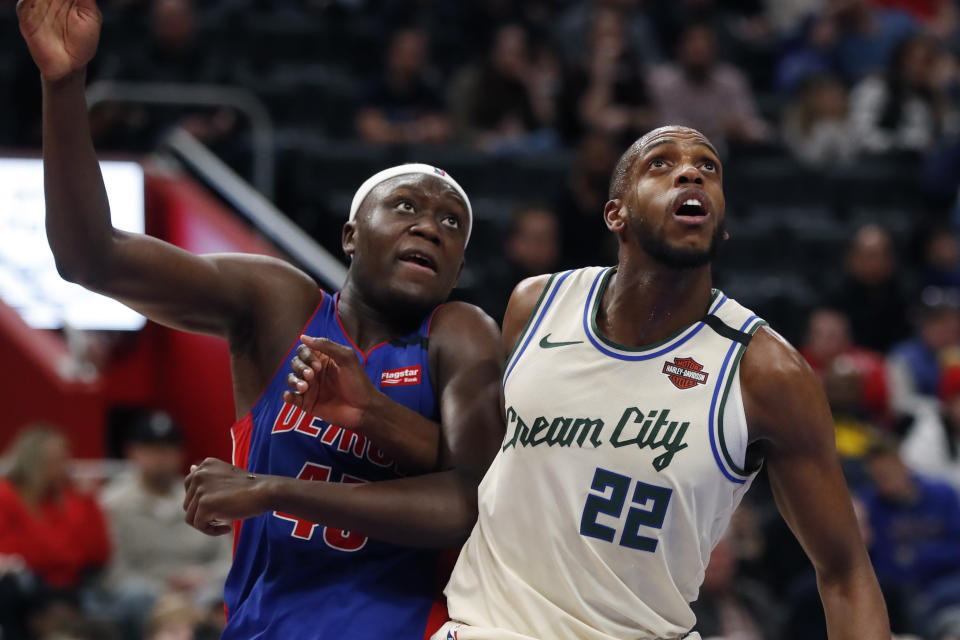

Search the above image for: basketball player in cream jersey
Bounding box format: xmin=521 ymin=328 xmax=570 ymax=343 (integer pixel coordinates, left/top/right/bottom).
xmin=433 ymin=126 xmax=890 ymax=640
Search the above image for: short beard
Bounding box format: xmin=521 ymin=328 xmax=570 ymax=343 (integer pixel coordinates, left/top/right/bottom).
xmin=636 ymin=219 xmax=726 ymax=270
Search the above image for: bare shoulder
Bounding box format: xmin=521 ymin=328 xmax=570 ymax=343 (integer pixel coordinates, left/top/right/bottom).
xmin=210 ymin=253 xmax=323 ymax=352
xmin=502 ymin=274 xmax=554 ymax=356
xmin=740 ymin=326 xmax=815 ymax=398
xmin=429 ymin=301 xmax=502 ymax=361
xmin=741 ymin=326 xmax=831 ymax=448
xmin=210 ymin=253 xmax=319 ymax=298
xmin=508 ymin=274 xmax=554 ymax=312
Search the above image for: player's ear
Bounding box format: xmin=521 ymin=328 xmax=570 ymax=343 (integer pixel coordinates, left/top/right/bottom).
xmin=603 ymin=199 xmax=626 ymax=232
xmin=342 ymin=221 xmax=357 ymax=260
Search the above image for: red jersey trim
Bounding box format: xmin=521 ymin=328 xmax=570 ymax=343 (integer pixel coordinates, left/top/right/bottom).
xmin=426 ymin=304 xmax=443 ymax=337
xmin=247 ymin=289 xmax=326 ymax=411
xmin=225 ymin=412 xmax=254 ymax=624
xmin=421 ymin=547 xmax=460 ymax=638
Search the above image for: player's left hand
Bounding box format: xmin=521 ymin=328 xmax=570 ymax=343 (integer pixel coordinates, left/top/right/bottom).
xmin=183 ymin=458 xmax=270 ymax=536
xmin=281 ymin=335 xmax=378 ymax=430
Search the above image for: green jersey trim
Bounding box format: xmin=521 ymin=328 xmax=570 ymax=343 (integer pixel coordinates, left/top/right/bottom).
xmin=716 ymin=319 xmax=768 ymax=477
xmin=587 ymin=267 xmax=722 ymax=355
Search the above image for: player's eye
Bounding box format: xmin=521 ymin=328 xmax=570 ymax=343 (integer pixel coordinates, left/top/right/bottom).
xmin=702 ymin=160 xmax=717 ymax=172
xmin=441 ymin=214 xmax=460 ymax=229
xmin=649 ymin=158 xmax=667 ymax=169
xmin=395 ymin=199 xmax=416 ymax=212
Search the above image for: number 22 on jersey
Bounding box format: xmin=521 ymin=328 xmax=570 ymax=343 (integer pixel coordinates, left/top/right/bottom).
xmin=579 ymin=467 xmax=672 ymax=552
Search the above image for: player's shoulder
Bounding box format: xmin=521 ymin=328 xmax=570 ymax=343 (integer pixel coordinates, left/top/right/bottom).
xmin=741 ymin=326 xmax=828 ymax=442
xmin=214 ymin=253 xmax=324 ymax=318
xmin=742 ymin=326 xmax=817 ymax=398
xmin=511 ymin=273 xmax=555 ymax=303
xmin=500 ymin=273 xmax=563 ymax=357
xmin=429 ymin=301 xmax=501 ymax=352
xmin=505 ymin=273 xmax=555 ymax=321
xmin=211 ymin=253 xmax=318 ymax=291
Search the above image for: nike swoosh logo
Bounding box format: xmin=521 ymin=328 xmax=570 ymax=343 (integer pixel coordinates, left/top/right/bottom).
xmin=539 ymin=334 xmax=584 ymax=349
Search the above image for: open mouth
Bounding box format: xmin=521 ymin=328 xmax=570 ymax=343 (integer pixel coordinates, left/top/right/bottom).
xmin=675 ymin=198 xmax=707 ymax=218
xmin=398 ymin=250 xmax=438 ymax=274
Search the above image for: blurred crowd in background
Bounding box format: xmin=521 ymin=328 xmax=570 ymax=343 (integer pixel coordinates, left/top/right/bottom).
xmin=4 ymin=0 xmax=960 ymax=639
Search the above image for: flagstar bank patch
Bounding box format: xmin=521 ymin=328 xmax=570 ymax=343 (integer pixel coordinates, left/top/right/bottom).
xmin=380 ymin=366 xmax=422 ymax=386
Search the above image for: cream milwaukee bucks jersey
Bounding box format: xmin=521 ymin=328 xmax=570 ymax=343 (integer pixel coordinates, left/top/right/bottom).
xmin=442 ymin=267 xmax=767 ymax=640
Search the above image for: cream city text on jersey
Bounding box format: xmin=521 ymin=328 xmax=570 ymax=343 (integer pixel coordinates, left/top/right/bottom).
xmin=502 ymin=406 xmax=690 ymax=470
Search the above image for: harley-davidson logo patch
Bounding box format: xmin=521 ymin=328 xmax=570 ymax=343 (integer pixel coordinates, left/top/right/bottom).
xmin=662 ymin=357 xmax=709 ymax=390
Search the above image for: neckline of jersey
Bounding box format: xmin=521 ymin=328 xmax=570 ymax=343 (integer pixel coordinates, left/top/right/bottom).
xmin=334 ymin=291 xmax=390 ymax=365
xmin=586 ymin=267 xmax=723 ymax=355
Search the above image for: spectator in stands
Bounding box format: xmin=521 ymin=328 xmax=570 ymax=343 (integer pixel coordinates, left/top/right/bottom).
xmin=781 ymin=73 xmax=859 ymax=166
xmin=766 ymin=0 xmax=832 ymax=38
xmin=690 ymin=534 xmax=785 ymax=640
xmin=776 ymin=12 xmax=840 ymax=94
xmin=472 ymin=204 xmax=561 ymax=324
xmin=830 ymin=0 xmax=919 ymax=82
xmin=648 ymin=0 xmax=779 ymax=91
xmin=874 ymin=0 xmax=958 ymax=40
xmin=143 ymin=594 xmax=201 ymax=640
xmin=114 ymin=0 xmax=224 ymax=84
xmin=850 ymin=34 xmax=958 ymax=154
xmin=828 ymin=223 xmax=912 ymax=352
xmin=901 ymin=364 xmax=960 ymax=493
xmin=97 ymin=411 xmax=230 ymax=639
xmin=42 ymin=618 xmax=120 ymax=640
xmin=554 ymin=130 xmax=620 ymax=268
xmin=647 ymin=21 xmax=769 ymax=149
xmin=355 ymin=27 xmax=451 ymax=146
xmin=0 ymin=553 xmax=35 ymax=640
xmin=0 ymin=426 xmax=110 ymax=595
xmin=448 ymin=23 xmax=558 ymax=153
xmin=26 ymin=590 xmax=87 ymax=640
xmin=888 ymin=287 xmax=960 ymax=412
xmin=557 ymin=5 xmax=655 ymax=144
xmin=800 ymin=307 xmax=890 ymax=424
xmin=921 ymin=226 xmax=960 ymax=290
xmin=553 ymin=0 xmax=662 ymax=69
xmin=91 ymin=0 xmax=234 ymax=150
xmin=861 ymin=438 xmax=960 ymax=634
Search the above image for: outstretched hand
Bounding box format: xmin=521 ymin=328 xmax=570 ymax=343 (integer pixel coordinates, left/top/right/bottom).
xmin=183 ymin=458 xmax=269 ymax=536
xmin=17 ymin=0 xmax=102 ymax=82
xmin=282 ymin=335 xmax=378 ymax=431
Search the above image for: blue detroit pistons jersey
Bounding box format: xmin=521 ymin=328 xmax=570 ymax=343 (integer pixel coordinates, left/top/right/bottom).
xmin=224 ymin=290 xmax=447 ymax=640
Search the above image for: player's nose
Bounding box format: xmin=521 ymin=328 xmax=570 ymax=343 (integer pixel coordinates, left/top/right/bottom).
xmin=674 ymin=164 xmax=703 ymax=186
xmin=409 ymin=211 xmax=442 ymax=245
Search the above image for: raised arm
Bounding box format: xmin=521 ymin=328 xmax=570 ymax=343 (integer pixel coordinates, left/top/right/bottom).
xmin=742 ymin=328 xmax=890 ymax=640
xmin=18 ymin=0 xmax=319 ymax=342
xmin=184 ymin=302 xmax=506 ymax=546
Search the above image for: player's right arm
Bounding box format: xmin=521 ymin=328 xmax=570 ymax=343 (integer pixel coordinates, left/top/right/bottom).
xmin=743 ymin=328 xmax=890 ymax=640
xmin=18 ymin=0 xmax=319 ymax=369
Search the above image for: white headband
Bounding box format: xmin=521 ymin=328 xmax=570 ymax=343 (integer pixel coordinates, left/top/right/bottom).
xmin=348 ymin=164 xmax=473 ymax=245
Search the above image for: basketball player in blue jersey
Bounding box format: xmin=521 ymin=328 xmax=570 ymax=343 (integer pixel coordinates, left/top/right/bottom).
xmin=18 ymin=2 xmax=505 ymax=638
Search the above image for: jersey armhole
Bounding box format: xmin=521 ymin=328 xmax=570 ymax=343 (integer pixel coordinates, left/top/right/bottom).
xmin=247 ymin=289 xmax=327 ymax=414
xmin=711 ymin=318 xmax=767 ymax=482
xmin=503 ymin=270 xmax=576 ymax=385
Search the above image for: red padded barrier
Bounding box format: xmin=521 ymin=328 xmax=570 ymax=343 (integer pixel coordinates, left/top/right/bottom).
xmin=0 ymin=165 xmax=282 ymax=466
